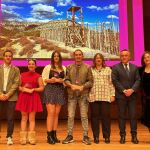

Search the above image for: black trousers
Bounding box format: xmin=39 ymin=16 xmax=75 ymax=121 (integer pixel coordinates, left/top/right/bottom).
xmin=117 ymin=98 xmax=137 ymax=136
xmin=0 ymin=101 xmax=16 ymax=138
xmin=90 ymin=101 xmax=111 ymax=139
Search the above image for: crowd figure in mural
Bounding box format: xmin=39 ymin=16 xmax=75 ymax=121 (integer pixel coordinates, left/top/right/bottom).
xmin=1 ymin=49 xmax=150 ymax=146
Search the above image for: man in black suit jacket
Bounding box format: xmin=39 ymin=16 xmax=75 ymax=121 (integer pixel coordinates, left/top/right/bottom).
xmin=112 ymin=49 xmax=140 ymax=144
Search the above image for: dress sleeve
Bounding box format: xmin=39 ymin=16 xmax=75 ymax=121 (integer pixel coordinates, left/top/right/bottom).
xmin=42 ymin=65 xmax=51 ymax=86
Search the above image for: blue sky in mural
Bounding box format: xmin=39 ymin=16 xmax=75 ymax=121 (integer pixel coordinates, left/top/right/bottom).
xmin=1 ymin=0 xmax=119 ymax=28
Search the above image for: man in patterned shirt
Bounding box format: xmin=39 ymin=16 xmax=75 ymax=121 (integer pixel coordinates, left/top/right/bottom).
xmin=62 ymin=49 xmax=93 ymax=145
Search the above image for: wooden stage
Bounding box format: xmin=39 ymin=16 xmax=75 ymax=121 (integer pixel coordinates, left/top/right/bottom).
xmin=0 ymin=120 xmax=150 ymax=150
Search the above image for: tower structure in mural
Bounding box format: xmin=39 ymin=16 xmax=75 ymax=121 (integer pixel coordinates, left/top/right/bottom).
xmin=65 ymin=6 xmax=85 ymax=47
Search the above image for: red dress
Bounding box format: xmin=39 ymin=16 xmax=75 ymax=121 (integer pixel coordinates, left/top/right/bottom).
xmin=16 ymin=71 xmax=43 ymax=112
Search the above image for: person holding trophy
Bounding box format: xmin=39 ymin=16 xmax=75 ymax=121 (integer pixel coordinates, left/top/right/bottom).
xmin=42 ymin=51 xmax=66 ymax=144
xmin=16 ymin=59 xmax=44 ymax=145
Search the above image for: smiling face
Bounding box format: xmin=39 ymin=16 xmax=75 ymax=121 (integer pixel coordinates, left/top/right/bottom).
xmin=74 ymin=50 xmax=84 ymax=64
xmin=28 ymin=60 xmax=36 ymax=72
xmin=95 ymin=54 xmax=103 ymax=66
xmin=93 ymin=53 xmax=105 ymax=68
xmin=143 ymin=53 xmax=150 ymax=66
xmin=3 ymin=51 xmax=13 ymax=65
xmin=54 ymin=52 xmax=60 ymax=63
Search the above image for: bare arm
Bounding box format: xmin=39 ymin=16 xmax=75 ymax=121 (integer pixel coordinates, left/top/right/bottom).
xmin=34 ymin=77 xmax=44 ymax=92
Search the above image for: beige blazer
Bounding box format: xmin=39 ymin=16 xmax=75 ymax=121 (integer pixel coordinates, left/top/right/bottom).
xmin=0 ymin=64 xmax=20 ymax=101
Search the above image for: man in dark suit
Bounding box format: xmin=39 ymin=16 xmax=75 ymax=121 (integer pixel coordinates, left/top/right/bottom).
xmin=0 ymin=50 xmax=20 ymax=145
xmin=111 ymin=49 xmax=140 ymax=144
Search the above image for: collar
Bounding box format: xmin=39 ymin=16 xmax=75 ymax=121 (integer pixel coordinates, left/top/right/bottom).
xmin=3 ymin=63 xmax=11 ymax=68
xmin=75 ymin=62 xmax=83 ymax=67
xmin=122 ymin=63 xmax=129 ymax=66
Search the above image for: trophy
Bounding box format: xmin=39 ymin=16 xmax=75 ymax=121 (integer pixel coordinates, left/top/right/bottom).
xmin=24 ymin=82 xmax=32 ymax=89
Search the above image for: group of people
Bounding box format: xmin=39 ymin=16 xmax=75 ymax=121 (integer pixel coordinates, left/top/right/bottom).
xmin=0 ymin=49 xmax=150 ymax=146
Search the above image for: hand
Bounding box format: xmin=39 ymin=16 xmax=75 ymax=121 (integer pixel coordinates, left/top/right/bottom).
xmin=78 ymin=86 xmax=84 ymax=92
xmin=22 ymin=87 xmax=34 ymax=93
xmin=124 ymin=89 xmax=134 ymax=97
xmin=3 ymin=94 xmax=9 ymax=100
xmin=0 ymin=94 xmax=8 ymax=101
xmin=45 ymin=77 xmax=56 ymax=83
xmin=71 ymin=85 xmax=84 ymax=92
xmin=55 ymin=78 xmax=64 ymax=83
xmin=110 ymin=96 xmax=115 ymax=102
xmin=0 ymin=94 xmax=5 ymax=101
xmin=50 ymin=77 xmax=56 ymax=83
xmin=28 ymin=89 xmax=34 ymax=94
xmin=71 ymin=84 xmax=78 ymax=91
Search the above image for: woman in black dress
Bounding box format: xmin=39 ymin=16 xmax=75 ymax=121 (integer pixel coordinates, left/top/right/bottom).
xmin=42 ymin=51 xmax=66 ymax=144
xmin=140 ymin=51 xmax=150 ymax=130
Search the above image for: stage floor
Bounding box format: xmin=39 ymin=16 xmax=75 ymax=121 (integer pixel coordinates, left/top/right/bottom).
xmin=0 ymin=120 xmax=150 ymax=150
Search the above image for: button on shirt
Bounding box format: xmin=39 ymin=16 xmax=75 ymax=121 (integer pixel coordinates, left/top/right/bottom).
xmin=3 ymin=64 xmax=11 ymax=91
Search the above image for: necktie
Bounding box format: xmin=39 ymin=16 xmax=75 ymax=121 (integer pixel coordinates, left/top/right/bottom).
xmin=124 ymin=64 xmax=130 ymax=77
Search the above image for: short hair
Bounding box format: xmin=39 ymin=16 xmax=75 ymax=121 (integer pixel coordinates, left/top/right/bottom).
xmin=74 ymin=49 xmax=83 ymax=56
xmin=120 ymin=49 xmax=130 ymax=53
xmin=3 ymin=50 xmax=13 ymax=57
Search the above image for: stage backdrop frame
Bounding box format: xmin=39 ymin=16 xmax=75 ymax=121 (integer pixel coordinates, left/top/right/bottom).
xmin=0 ymin=0 xmax=144 ymax=66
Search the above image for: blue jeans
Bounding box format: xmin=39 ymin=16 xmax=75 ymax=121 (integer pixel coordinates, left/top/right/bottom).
xmin=67 ymin=95 xmax=89 ymax=136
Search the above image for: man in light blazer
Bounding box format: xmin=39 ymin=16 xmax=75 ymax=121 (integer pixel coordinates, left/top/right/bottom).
xmin=111 ymin=49 xmax=140 ymax=144
xmin=0 ymin=50 xmax=20 ymax=145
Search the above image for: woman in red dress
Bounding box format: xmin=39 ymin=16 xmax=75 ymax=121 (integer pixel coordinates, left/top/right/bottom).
xmin=16 ymin=59 xmax=44 ymax=145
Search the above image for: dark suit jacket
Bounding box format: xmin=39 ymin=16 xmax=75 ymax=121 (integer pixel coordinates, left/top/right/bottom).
xmin=111 ymin=62 xmax=140 ymax=100
xmin=0 ymin=64 xmax=20 ymax=101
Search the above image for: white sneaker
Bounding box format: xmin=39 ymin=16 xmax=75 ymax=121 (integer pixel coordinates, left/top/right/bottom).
xmin=7 ymin=137 xmax=13 ymax=145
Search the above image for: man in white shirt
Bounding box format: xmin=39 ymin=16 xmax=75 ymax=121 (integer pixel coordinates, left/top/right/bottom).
xmin=0 ymin=50 xmax=20 ymax=145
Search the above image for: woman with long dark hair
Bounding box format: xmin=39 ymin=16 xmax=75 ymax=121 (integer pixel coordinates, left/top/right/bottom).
xmin=42 ymin=50 xmax=66 ymax=144
xmin=89 ymin=53 xmax=115 ymax=144
xmin=140 ymin=51 xmax=150 ymax=131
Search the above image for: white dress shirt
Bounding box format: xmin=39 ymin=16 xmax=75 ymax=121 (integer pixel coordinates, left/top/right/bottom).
xmin=123 ymin=63 xmax=130 ymax=71
xmin=3 ymin=64 xmax=11 ymax=91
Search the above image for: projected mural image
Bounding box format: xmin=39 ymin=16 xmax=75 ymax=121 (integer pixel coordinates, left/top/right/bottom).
xmin=0 ymin=0 xmax=119 ymax=59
